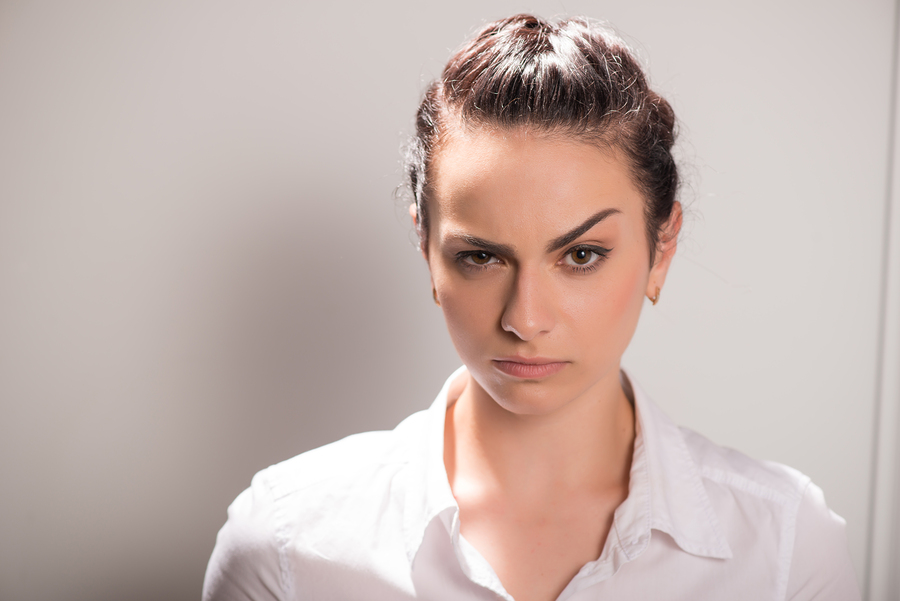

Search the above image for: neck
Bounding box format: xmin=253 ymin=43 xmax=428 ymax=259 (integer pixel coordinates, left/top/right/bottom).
xmin=444 ymin=369 xmax=635 ymax=504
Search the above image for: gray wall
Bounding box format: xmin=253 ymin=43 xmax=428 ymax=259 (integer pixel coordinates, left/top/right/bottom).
xmin=1 ymin=1 xmax=896 ymax=599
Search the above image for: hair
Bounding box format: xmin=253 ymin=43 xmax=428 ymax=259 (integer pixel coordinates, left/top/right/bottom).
xmin=406 ymin=14 xmax=679 ymax=265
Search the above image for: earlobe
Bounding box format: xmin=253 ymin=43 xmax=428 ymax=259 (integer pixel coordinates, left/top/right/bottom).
xmin=409 ymin=202 xmax=417 ymax=225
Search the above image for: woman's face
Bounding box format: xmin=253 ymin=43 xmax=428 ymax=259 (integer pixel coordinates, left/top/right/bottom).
xmin=423 ymin=128 xmax=679 ymax=416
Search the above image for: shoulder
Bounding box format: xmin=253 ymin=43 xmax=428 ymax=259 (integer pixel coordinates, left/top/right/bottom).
xmin=679 ymin=427 xmax=860 ymax=600
xmin=202 ymin=468 xmax=288 ymax=601
xmin=256 ymin=403 xmax=429 ymax=497
xmin=784 ymin=478 xmax=860 ymax=599
xmin=264 ymin=424 xmax=415 ymax=496
xmin=203 ymin=410 xmax=429 ymax=601
xmin=679 ymin=426 xmax=810 ymax=503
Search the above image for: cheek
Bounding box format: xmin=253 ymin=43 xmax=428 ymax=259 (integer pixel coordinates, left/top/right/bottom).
xmin=562 ymin=261 xmax=647 ymax=342
xmin=610 ymin=264 xmax=647 ymax=314
xmin=442 ymin=295 xmax=490 ymax=343
xmin=430 ymin=263 xmax=500 ymax=352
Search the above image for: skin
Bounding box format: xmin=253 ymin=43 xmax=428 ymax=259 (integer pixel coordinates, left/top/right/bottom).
xmin=415 ymin=127 xmax=681 ymax=601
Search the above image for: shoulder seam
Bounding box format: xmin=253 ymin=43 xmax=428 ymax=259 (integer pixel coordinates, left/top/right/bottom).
xmin=775 ymin=478 xmax=811 ymax=601
xmin=260 ymin=469 xmax=295 ymax=601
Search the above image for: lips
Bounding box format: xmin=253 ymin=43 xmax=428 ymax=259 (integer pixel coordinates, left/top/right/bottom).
xmin=492 ymin=357 xmax=568 ymax=379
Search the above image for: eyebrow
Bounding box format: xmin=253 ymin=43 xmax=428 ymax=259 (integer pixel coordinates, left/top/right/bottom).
xmin=545 ymin=208 xmax=621 ymax=252
xmin=445 ymin=207 xmax=621 ymax=257
xmin=450 ymin=234 xmax=516 ymax=257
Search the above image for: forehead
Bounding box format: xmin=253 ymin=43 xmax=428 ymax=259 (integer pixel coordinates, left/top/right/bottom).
xmin=429 ymin=128 xmax=646 ymax=244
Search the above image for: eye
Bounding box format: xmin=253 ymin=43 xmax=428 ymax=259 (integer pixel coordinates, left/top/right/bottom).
xmin=456 ymin=250 xmax=501 ymax=269
xmin=468 ymin=251 xmax=494 ymax=265
xmin=560 ymin=245 xmax=610 ymax=271
xmin=569 ymin=248 xmax=593 ymax=265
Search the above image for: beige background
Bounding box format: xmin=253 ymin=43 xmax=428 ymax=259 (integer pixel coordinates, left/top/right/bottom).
xmin=1 ymin=1 xmax=898 ymax=599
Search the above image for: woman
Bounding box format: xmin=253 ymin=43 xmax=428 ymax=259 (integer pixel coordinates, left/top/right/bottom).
xmin=203 ymin=15 xmax=858 ymax=600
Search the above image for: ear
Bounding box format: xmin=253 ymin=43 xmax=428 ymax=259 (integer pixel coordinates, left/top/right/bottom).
xmin=646 ymin=202 xmax=682 ymax=298
xmin=410 ymin=202 xmax=430 ymax=261
xmin=412 ymin=201 xmax=436 ymax=294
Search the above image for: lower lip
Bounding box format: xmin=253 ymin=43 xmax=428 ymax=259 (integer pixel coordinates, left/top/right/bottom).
xmin=493 ymin=360 xmax=567 ymax=379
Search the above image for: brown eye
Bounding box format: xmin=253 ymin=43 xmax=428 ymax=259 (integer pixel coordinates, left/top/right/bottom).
xmin=570 ymin=248 xmax=592 ymax=265
xmin=561 ymin=246 xmax=608 ymax=270
xmin=470 ymin=251 xmax=492 ymax=265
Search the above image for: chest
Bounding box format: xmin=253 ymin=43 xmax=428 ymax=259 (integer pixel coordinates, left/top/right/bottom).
xmin=456 ymin=489 xmax=626 ymax=601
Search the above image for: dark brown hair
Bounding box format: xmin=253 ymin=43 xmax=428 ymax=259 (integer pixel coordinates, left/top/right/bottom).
xmin=406 ymin=14 xmax=678 ymax=264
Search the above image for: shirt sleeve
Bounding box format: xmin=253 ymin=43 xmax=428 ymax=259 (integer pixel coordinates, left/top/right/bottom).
xmin=784 ymin=481 xmax=860 ymax=601
xmin=202 ymin=471 xmax=286 ymax=601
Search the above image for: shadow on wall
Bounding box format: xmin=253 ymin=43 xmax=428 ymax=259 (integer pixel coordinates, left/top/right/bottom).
xmin=2 ymin=174 xmax=455 ymax=601
xmin=170 ymin=183 xmax=449 ymax=597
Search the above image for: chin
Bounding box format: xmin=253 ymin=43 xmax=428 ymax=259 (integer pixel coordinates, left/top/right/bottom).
xmin=467 ymin=358 xmax=622 ymax=417
xmin=474 ymin=370 xmax=584 ymax=416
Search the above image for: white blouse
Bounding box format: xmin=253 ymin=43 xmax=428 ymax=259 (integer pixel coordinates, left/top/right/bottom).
xmin=203 ymin=368 xmax=860 ymax=600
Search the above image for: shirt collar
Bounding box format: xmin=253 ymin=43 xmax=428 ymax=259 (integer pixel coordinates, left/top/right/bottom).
xmin=622 ymin=371 xmax=733 ymax=560
xmin=402 ymin=366 xmax=733 ymax=566
xmin=402 ymin=366 xmax=466 ymax=562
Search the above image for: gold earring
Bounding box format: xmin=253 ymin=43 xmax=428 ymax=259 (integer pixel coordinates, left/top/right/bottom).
xmin=433 ymin=288 xmax=440 ymax=306
xmin=648 ymin=286 xmax=660 ymax=306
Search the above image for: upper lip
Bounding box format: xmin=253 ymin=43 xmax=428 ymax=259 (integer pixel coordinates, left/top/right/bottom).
xmin=493 ymin=356 xmax=565 ymax=365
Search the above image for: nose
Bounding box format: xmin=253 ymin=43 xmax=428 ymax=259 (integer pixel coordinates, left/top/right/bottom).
xmin=500 ymin=266 xmax=556 ymax=341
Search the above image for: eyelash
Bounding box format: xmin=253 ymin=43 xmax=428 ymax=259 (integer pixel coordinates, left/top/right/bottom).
xmin=561 ymin=245 xmax=611 ymax=273
xmin=454 ymin=245 xmax=611 ymax=274
xmin=455 ymin=251 xmax=500 ymax=271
